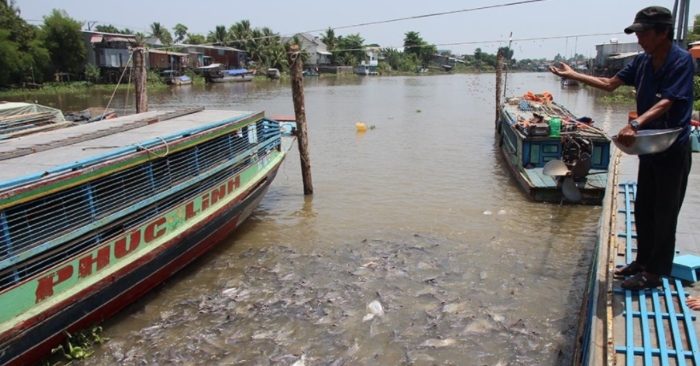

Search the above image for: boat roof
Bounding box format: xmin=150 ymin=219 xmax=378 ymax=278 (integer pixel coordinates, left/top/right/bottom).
xmin=0 ymin=109 xmax=259 ymax=190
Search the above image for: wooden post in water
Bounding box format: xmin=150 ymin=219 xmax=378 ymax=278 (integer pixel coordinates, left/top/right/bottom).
xmin=495 ymin=50 xmax=504 ymax=128
xmin=287 ymin=44 xmax=313 ymax=195
xmin=133 ymin=47 xmax=148 ymax=113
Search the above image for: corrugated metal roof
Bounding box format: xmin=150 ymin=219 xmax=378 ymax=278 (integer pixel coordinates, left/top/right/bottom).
xmin=148 ymin=49 xmax=189 ymax=57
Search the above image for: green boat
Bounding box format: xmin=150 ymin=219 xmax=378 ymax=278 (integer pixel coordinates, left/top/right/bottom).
xmin=0 ymin=107 xmax=285 ymax=365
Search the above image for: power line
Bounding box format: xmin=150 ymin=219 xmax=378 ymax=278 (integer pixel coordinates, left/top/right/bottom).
xmin=301 ymin=0 xmax=547 ymax=33
xmin=201 ymin=0 xmax=550 ymax=47
xmin=317 ymin=31 xmax=624 ymax=55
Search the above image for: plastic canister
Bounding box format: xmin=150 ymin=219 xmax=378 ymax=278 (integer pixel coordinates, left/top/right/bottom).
xmin=549 ymin=117 xmax=561 ymax=137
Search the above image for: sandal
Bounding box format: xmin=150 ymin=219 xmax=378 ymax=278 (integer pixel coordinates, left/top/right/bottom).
xmin=614 ymin=261 xmax=644 ymax=278
xmin=621 ymin=272 xmax=662 ymax=290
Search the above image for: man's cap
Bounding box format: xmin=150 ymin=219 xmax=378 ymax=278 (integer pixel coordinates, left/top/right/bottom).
xmin=624 ymin=6 xmax=674 ymax=34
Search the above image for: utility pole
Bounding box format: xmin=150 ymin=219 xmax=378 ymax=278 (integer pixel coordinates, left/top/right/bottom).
xmin=287 ymin=44 xmax=313 ymax=195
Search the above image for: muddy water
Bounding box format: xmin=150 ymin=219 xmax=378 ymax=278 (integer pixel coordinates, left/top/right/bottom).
xmin=12 ymin=74 xmax=633 ymax=365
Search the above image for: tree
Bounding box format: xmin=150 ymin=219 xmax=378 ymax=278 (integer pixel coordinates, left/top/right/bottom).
xmin=185 ymin=33 xmax=205 ymax=44
xmin=257 ymin=27 xmax=285 ymax=69
xmin=0 ymin=1 xmax=50 ymax=85
xmin=207 ymin=25 xmax=227 ymax=44
xmin=335 ymin=33 xmax=364 ymax=66
xmin=173 ymin=23 xmax=187 ymax=44
xmin=228 ymin=20 xmax=252 ymax=49
xmin=95 ymin=24 xmax=121 ymax=34
xmin=150 ymin=22 xmax=172 ymax=45
xmin=403 ymin=31 xmax=435 ymax=67
xmin=688 ymin=14 xmax=700 ymax=43
xmin=42 ymin=9 xmax=85 ymax=78
xmin=321 ymin=28 xmax=337 ymax=64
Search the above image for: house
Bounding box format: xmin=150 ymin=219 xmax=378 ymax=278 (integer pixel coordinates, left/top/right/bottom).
xmin=593 ymin=40 xmax=642 ymax=76
xmin=289 ymin=33 xmax=332 ymax=68
xmin=355 ymin=46 xmax=380 ymax=75
xmin=430 ymin=53 xmax=465 ymax=72
xmin=82 ymin=31 xmax=137 ymax=82
xmin=147 ymin=49 xmax=189 ymax=71
xmin=173 ymin=44 xmax=246 ymax=69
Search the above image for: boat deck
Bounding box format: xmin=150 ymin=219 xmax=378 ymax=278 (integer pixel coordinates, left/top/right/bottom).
xmin=612 ymin=182 xmax=700 ymax=365
xmin=0 ymin=109 xmax=259 ymax=189
xmin=583 ymin=151 xmax=700 ymax=365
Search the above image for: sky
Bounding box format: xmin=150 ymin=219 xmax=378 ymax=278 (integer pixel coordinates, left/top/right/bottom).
xmin=12 ymin=0 xmax=700 ymax=60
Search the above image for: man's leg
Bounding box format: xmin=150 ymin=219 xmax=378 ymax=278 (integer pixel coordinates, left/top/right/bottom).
xmin=634 ymin=158 xmax=655 ymax=268
xmin=646 ymin=142 xmax=691 ymax=275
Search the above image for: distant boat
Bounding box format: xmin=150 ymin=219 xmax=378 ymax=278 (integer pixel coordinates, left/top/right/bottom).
xmin=196 ymin=63 xmax=254 ymax=83
xmin=496 ymin=92 xmax=610 ymax=204
xmin=266 ymin=68 xmax=281 ymax=80
xmin=0 ymin=102 xmax=70 ymax=139
xmin=64 ymin=106 xmax=117 ymax=122
xmin=160 ymin=70 xmax=192 ymax=85
xmin=0 ymin=107 xmax=285 ymax=365
xmin=561 ymin=78 xmax=580 ymax=87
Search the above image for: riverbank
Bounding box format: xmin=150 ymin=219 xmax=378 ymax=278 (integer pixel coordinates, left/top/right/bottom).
xmin=0 ymin=65 xmax=488 ymax=100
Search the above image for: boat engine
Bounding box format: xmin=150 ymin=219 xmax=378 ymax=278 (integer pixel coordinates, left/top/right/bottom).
xmin=561 ymin=135 xmax=593 ymax=181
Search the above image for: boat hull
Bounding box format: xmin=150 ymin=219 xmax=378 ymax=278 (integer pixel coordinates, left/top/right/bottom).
xmin=0 ymin=159 xmax=282 ymax=366
xmin=207 ymin=75 xmax=253 ymax=83
xmin=497 ymin=141 xmax=605 ymax=204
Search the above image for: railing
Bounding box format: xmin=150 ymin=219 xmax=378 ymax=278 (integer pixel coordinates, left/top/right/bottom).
xmin=0 ymin=118 xmax=280 ymax=290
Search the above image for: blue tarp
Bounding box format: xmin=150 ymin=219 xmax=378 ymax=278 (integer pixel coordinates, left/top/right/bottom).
xmin=225 ymin=68 xmax=248 ymax=76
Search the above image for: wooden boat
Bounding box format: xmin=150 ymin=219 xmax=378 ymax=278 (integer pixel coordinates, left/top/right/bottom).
xmin=496 ymin=93 xmax=610 ymax=204
xmin=0 ymin=102 xmax=69 ymax=140
xmin=160 ymin=70 xmax=192 ymax=86
xmin=0 ymin=107 xmax=285 ymax=365
xmin=64 ymin=107 xmax=117 ymax=122
xmin=561 ymin=78 xmax=580 ymax=87
xmin=266 ymin=68 xmax=281 ymax=80
xmin=197 ymin=63 xmax=253 ymax=83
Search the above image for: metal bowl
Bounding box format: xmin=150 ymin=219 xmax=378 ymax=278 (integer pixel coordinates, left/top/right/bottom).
xmin=612 ymin=127 xmax=684 ymax=155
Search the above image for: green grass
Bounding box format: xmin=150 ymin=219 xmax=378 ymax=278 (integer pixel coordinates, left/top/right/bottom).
xmin=0 ymin=79 xmax=172 ymax=98
xmin=596 ymin=85 xmax=636 ymax=105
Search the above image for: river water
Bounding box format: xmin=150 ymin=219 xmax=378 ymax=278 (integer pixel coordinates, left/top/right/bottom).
xmin=9 ymin=73 xmax=633 ymax=365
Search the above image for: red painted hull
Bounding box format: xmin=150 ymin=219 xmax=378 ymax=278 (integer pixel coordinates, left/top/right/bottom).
xmin=1 ymin=161 xmax=281 ymax=366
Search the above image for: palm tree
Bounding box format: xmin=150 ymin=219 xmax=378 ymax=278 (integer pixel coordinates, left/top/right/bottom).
xmin=228 ymin=20 xmax=252 ymax=49
xmin=150 ymin=22 xmax=172 ymax=45
xmin=209 ymin=25 xmax=227 ymax=45
xmin=173 ymin=23 xmax=187 ymax=44
xmin=321 ymin=28 xmax=337 ymax=64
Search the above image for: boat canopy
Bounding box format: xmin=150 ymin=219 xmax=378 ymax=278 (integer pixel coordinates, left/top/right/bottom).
xmin=0 ymin=102 xmax=65 ymax=122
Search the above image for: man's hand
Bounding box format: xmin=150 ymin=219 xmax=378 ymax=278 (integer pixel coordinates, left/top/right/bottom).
xmin=549 ymin=62 xmax=574 ymax=78
xmin=616 ymin=124 xmax=637 ymax=147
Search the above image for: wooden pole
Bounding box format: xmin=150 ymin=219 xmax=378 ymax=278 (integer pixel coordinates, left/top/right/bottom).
xmin=133 ymin=47 xmax=148 ymax=113
xmin=495 ymin=50 xmax=504 ymax=128
xmin=287 ymin=44 xmax=313 ymax=195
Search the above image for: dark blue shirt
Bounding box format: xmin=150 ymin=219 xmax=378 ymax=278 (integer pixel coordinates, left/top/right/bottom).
xmin=616 ymin=43 xmax=694 ymax=147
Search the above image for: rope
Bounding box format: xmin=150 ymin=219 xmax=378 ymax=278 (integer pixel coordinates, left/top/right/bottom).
xmin=136 ymin=136 xmax=170 ymax=159
xmin=103 ymin=52 xmax=134 ymax=118
xmin=285 ymin=136 xmax=298 ymax=153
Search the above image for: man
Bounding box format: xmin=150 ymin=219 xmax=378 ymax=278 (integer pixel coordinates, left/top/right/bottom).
xmin=549 ymin=6 xmax=693 ymax=290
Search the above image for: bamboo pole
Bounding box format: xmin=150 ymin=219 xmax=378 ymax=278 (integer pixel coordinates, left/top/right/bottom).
xmin=133 ymin=47 xmax=148 ymax=113
xmin=495 ymin=50 xmax=504 ymax=128
xmin=287 ymin=44 xmax=313 ymax=195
